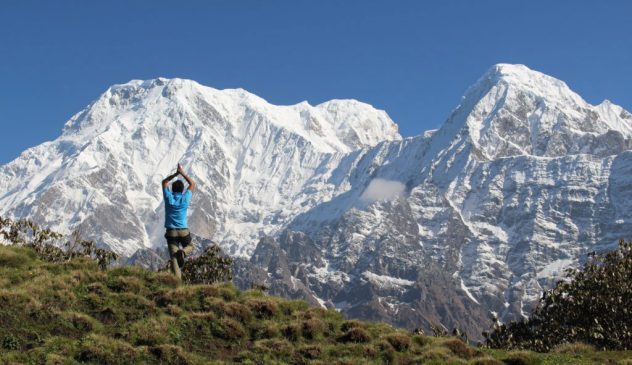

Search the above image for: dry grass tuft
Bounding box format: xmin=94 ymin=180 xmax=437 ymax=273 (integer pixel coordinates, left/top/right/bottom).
xmin=245 ymin=298 xmax=279 ymax=319
xmin=441 ymin=338 xmax=480 ymax=359
xmin=386 ymin=333 xmax=411 ymax=352
xmin=339 ymin=327 xmax=371 ymax=343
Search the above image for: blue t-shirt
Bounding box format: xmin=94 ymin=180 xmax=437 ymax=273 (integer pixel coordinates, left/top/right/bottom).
xmin=163 ymin=188 xmax=192 ymax=228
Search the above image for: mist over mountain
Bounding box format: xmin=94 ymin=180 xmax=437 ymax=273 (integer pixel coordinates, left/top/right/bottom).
xmin=2 ymin=64 xmax=631 ymax=336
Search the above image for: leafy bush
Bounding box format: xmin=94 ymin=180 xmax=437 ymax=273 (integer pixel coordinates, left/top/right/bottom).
xmin=484 ymin=239 xmax=632 ymax=351
xmin=2 ymin=334 xmax=20 ymax=350
xmin=0 ymin=216 xmax=118 ymax=269
xmin=180 ymin=245 xmax=232 ymax=285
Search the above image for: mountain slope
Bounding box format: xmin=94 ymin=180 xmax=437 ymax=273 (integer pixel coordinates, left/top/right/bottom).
xmin=245 ymin=64 xmax=632 ymax=335
xmin=0 ymin=78 xmax=400 ymax=256
xmin=2 ymin=64 xmax=632 ymax=337
xmin=0 ymin=244 xmax=490 ymax=364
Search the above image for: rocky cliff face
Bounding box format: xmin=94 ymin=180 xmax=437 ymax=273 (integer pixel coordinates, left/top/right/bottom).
xmin=2 ymin=64 xmax=632 ymax=338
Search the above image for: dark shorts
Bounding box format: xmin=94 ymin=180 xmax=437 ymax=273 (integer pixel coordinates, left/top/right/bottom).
xmin=165 ymin=228 xmax=192 ymax=247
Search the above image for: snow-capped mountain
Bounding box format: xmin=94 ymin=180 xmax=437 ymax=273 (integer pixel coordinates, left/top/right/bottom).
xmin=0 ymin=78 xmax=399 ymax=256
xmin=250 ymin=64 xmax=632 ymax=336
xmin=2 ymin=64 xmax=632 ymax=337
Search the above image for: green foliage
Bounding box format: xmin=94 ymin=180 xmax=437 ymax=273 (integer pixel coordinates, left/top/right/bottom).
xmin=485 ymin=239 xmax=632 ymax=352
xmin=0 ymin=216 xmax=118 ymax=270
xmin=2 ymin=334 xmax=20 ymax=350
xmin=181 ymin=245 xmax=233 ymax=285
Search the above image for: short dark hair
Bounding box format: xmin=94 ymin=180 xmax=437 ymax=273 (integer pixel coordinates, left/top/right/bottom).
xmin=172 ymin=180 xmax=185 ymax=193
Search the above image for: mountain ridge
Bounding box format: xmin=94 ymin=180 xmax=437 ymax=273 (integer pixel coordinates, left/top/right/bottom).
xmin=2 ymin=64 xmax=632 ymax=336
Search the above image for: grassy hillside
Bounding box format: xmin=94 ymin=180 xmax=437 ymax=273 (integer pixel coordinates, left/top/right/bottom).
xmin=1 ymin=245 xmax=631 ymax=365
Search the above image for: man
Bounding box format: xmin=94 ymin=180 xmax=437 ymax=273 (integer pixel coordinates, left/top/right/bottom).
xmin=162 ymin=163 xmax=197 ymax=279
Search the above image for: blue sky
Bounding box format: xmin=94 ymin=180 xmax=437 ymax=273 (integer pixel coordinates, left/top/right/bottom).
xmin=1 ymin=0 xmax=631 ymax=164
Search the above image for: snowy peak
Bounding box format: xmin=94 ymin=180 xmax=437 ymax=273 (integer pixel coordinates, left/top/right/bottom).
xmin=439 ymin=64 xmax=632 ymax=159
xmin=62 ymin=78 xmax=401 ymax=153
xmin=478 ymin=63 xmax=578 ymax=101
xmin=1 ymin=78 xmax=402 ymax=256
xmin=315 ymin=99 xmax=401 ymax=149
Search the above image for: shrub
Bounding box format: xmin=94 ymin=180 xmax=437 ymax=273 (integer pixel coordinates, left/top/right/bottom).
xmin=0 ymin=216 xmax=118 ymax=270
xmin=2 ymin=334 xmax=20 ymax=350
xmin=181 ymin=245 xmax=232 ymax=285
xmin=484 ymin=240 xmax=632 ymax=351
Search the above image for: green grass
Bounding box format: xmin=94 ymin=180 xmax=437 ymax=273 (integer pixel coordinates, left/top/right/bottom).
xmin=482 ymin=348 xmax=632 ymax=365
xmin=1 ymin=245 xmax=631 ymax=364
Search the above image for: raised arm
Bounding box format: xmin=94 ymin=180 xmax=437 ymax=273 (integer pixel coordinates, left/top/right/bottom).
xmin=177 ymin=164 xmax=197 ymax=192
xmin=162 ymin=170 xmax=179 ymax=188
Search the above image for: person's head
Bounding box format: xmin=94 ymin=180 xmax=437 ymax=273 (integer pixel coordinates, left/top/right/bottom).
xmin=172 ymin=180 xmax=185 ymax=193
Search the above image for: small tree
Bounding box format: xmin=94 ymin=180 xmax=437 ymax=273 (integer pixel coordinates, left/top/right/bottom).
xmin=484 ymin=239 xmax=632 ymax=351
xmin=181 ymin=245 xmax=233 ymax=285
